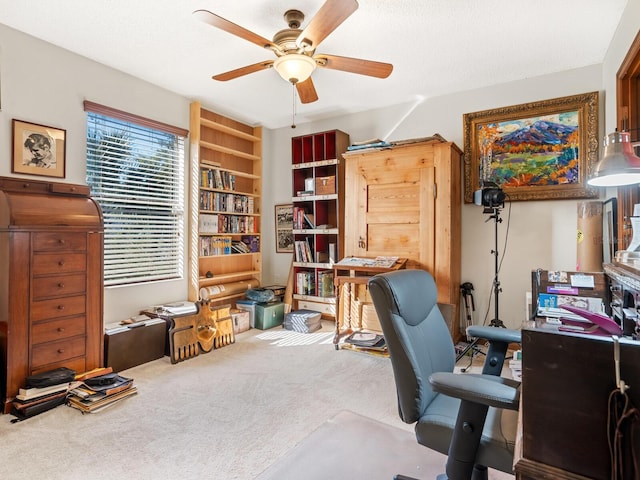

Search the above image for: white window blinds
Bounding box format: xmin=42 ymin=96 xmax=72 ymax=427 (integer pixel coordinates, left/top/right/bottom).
xmin=85 ymin=104 xmax=186 ymax=287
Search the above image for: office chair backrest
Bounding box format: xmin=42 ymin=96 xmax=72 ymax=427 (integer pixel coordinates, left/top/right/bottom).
xmin=369 ymin=269 xmax=455 ymax=424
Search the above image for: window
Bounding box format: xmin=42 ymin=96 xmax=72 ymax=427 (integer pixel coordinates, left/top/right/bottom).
xmin=85 ymin=101 xmax=187 ymax=286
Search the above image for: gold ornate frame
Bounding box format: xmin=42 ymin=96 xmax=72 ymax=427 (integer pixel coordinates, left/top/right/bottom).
xmin=463 ymin=91 xmax=600 ymax=202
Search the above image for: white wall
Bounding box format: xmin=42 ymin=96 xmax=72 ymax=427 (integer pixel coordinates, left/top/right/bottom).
xmin=266 ymin=67 xmax=603 ymax=329
xmin=0 ymin=24 xmax=191 ymax=323
xmin=2 ymin=0 xmax=639 ymax=328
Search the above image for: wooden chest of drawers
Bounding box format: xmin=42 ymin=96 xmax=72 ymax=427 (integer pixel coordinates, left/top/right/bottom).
xmin=0 ymin=177 xmax=104 ymax=413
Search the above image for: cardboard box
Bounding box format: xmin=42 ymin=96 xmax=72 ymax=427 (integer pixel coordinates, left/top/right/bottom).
xmin=231 ymin=309 xmax=250 ymax=334
xmin=235 ymin=299 xmax=257 ymax=328
xmin=255 ymin=301 xmax=285 ymax=330
xmin=315 ymin=176 xmax=336 ymax=195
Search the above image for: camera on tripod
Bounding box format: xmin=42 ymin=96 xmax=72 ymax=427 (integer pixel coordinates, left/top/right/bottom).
xmin=473 ymin=182 xmax=505 ymax=213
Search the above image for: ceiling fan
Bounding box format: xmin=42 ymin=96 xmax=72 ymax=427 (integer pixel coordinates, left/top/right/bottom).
xmin=193 ymin=0 xmax=393 ymax=104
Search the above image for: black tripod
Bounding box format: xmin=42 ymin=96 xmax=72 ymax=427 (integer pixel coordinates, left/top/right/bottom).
xmin=456 ymin=206 xmax=505 ymax=363
xmin=487 ymin=206 xmax=506 ymax=329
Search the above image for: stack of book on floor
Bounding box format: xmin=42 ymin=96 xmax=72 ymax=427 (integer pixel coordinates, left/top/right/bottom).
xmin=341 ymin=331 xmax=389 ymax=357
xmin=12 ymin=366 xmax=77 ymax=421
xmin=66 ymin=367 xmax=137 ymax=414
xmin=12 ymin=381 xmax=71 ymax=421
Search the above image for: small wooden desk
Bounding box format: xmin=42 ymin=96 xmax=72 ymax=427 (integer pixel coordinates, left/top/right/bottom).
xmin=332 ymin=257 xmax=407 ymax=349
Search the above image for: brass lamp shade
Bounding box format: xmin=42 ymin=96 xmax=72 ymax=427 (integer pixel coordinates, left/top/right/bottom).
xmin=588 ymin=130 xmax=640 ymax=187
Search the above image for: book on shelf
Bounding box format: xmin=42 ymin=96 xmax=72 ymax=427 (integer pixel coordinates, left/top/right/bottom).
xmin=231 ymin=240 xmax=251 ymax=254
xmin=294 ymin=239 xmax=314 ymax=263
xmin=317 ymin=269 xmax=335 ymax=297
xmin=303 ymin=212 xmax=315 ymax=229
xmin=329 ymin=243 xmax=337 ymax=264
xmin=241 ymin=235 xmax=260 ymax=252
xmin=296 ymin=271 xmax=316 ymax=296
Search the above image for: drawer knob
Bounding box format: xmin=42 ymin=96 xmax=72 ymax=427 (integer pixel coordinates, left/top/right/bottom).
xmin=58 ymin=283 xmax=65 ymax=288
xmin=57 ymin=349 xmax=65 ymax=354
xmin=58 ymin=239 xmax=66 ymax=245
xmin=22 ymin=183 xmax=30 ymax=188
xmin=58 ymin=260 xmax=65 ymax=266
xmin=57 ymin=327 xmax=65 ymax=332
xmin=57 ymin=305 xmax=65 ymax=310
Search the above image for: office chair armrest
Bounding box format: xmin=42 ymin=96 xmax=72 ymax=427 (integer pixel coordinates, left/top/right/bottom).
xmin=467 ymin=325 xmax=521 ymax=345
xmin=429 ymin=372 xmax=520 ymax=411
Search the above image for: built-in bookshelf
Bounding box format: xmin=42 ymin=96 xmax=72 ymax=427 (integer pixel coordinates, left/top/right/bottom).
xmin=291 ymin=130 xmax=349 ymax=317
xmin=189 ymin=102 xmax=262 ymax=303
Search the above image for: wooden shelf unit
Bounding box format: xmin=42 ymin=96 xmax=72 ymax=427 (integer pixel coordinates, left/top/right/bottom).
xmin=291 ymin=130 xmax=350 ymax=317
xmin=189 ymin=102 xmax=262 ymax=303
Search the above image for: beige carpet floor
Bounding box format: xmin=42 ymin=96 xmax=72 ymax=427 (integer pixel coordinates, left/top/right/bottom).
xmin=0 ymin=322 xmax=514 ymax=480
xmin=256 ymin=409 xmax=512 ymax=480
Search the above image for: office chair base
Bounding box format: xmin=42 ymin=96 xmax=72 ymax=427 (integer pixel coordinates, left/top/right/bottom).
xmin=471 ymin=464 xmax=488 ymax=480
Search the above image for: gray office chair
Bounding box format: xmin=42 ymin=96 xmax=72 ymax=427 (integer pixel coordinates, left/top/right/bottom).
xmin=368 ymin=269 xmax=521 ymax=480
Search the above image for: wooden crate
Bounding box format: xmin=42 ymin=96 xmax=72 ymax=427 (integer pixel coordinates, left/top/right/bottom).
xmin=315 ymin=175 xmax=336 ymax=195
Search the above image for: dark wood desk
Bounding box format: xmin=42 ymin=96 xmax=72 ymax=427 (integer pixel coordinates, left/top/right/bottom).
xmin=332 ymin=257 xmax=407 ymax=349
xmin=514 ymin=328 xmax=640 ymax=479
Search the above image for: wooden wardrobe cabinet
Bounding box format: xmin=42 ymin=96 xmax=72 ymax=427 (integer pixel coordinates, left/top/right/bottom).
xmin=0 ymin=177 xmax=104 ymax=413
xmin=342 ymin=139 xmax=462 ymax=341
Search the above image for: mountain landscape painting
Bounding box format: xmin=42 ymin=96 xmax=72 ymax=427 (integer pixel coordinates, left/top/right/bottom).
xmin=477 ymin=110 xmax=580 ymax=188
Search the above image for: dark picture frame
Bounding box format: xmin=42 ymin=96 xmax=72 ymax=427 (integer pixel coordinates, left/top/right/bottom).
xmin=275 ymin=203 xmax=294 ymax=253
xmin=12 ymin=119 xmax=66 ymax=178
xmin=463 ymin=91 xmax=599 ymax=202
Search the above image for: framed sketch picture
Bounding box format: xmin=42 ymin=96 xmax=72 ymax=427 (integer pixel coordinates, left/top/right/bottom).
xmin=275 ymin=204 xmax=294 ymax=253
xmin=463 ymin=91 xmax=599 ymax=202
xmin=12 ymin=119 xmax=66 ymax=178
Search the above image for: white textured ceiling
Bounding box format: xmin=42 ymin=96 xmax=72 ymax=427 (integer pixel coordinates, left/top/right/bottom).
xmin=0 ymin=0 xmax=629 ymax=129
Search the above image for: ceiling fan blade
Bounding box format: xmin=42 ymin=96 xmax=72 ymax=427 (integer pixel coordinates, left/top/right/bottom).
xmin=296 ymin=78 xmax=319 ymax=104
xmin=193 ymin=9 xmax=276 ymax=50
xmin=213 ymin=60 xmax=274 ymax=81
xmin=315 ymin=54 xmax=393 ymax=78
xmin=296 ymin=0 xmax=359 ymax=50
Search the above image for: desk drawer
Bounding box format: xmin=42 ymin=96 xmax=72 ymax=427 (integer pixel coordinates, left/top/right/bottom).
xmin=31 ymin=295 xmax=86 ymax=321
xmin=32 ymin=273 xmax=86 ymax=300
xmin=33 ymin=232 xmax=86 ymax=252
xmin=31 ymin=336 xmax=86 ymax=368
xmin=31 ymin=316 xmax=86 ymax=345
xmin=32 ymin=253 xmax=86 ymax=275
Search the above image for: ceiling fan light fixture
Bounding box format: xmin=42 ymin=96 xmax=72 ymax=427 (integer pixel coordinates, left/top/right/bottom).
xmin=273 ymin=54 xmax=316 ymax=84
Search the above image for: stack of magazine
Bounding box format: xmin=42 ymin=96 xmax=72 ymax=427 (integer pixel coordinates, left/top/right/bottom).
xmin=67 ymin=369 xmax=137 ymax=414
xmin=343 ymin=331 xmax=387 ymax=353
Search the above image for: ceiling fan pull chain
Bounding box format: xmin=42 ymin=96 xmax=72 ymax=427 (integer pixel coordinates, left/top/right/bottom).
xmin=291 ymin=83 xmax=297 ymax=129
